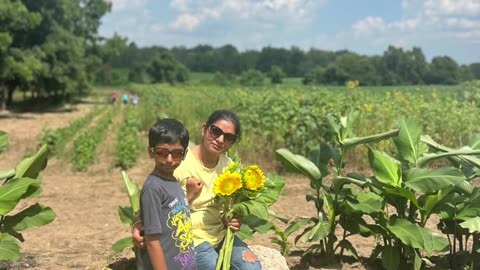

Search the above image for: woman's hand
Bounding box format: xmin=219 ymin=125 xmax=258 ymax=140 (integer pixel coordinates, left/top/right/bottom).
xmin=228 ymin=217 xmax=241 ymax=231
xmin=132 ymin=222 xmax=145 ymax=249
xmin=222 ymin=214 xmax=242 ymax=231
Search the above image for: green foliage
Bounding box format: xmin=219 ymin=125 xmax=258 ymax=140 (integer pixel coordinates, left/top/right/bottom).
xmin=269 ymin=65 xmax=285 ymax=84
xmin=115 ymin=107 xmax=143 ymax=169
xmin=0 ymin=131 xmax=8 ymax=154
xmin=72 ymin=107 xmax=116 ymax=171
xmin=112 ymin=171 xmax=141 ymax=257
xmin=239 ymin=69 xmax=265 ymax=86
xmin=147 ymin=51 xmax=190 ymax=85
xmin=0 ymin=0 xmax=111 ymax=109
xmin=37 ymin=106 xmax=105 ymax=158
xmin=0 ymin=138 xmax=56 ymax=261
xmin=275 ymin=113 xmax=480 ymax=269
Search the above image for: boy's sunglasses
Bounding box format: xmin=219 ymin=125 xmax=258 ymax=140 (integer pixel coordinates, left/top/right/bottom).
xmin=208 ymin=125 xmax=237 ymax=144
xmin=151 ymin=148 xmax=186 ymax=160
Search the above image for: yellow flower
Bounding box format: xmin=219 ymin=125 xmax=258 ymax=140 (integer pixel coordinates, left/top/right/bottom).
xmin=243 ymin=165 xmax=265 ymax=191
xmin=214 ymin=171 xmax=243 ymax=196
xmin=226 ymin=162 xmax=236 ymax=172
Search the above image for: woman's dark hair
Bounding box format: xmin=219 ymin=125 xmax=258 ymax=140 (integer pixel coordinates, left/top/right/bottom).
xmin=149 ymin=118 xmax=189 ymax=148
xmin=205 ymin=110 xmax=242 ymax=142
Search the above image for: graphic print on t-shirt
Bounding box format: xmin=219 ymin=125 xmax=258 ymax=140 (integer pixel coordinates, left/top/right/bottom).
xmin=168 ymin=197 xmax=195 ymax=268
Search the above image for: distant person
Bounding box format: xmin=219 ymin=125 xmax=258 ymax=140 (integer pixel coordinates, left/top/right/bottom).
xmin=111 ymin=91 xmax=117 ymax=104
xmin=137 ymin=118 xmax=196 ymax=270
xmin=132 ymin=94 xmax=139 ymax=107
xmin=122 ymin=94 xmax=129 ymax=106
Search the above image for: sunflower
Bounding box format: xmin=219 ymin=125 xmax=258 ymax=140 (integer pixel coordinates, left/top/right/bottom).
xmin=213 ymin=170 xmax=243 ymax=196
xmin=243 ymin=165 xmax=265 ymax=191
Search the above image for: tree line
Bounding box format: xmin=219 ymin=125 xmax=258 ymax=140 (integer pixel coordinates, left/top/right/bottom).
xmin=106 ymin=43 xmax=480 ymax=86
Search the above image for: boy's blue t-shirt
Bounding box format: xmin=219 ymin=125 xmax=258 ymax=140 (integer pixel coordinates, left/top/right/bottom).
xmin=137 ymin=174 xmax=196 ymax=270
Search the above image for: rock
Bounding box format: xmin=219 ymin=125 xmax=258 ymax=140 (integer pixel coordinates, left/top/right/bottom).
xmin=249 ymin=245 xmax=289 ymax=270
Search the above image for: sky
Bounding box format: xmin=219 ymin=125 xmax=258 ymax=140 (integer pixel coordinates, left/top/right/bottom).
xmin=99 ymin=0 xmax=480 ymax=65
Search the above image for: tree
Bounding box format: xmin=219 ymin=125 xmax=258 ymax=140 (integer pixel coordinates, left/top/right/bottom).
xmin=239 ymin=69 xmax=264 ymax=86
xmin=0 ymin=0 xmax=42 ymax=110
xmin=425 ymin=56 xmax=459 ymax=85
xmin=270 ymin=65 xmax=285 ymax=84
xmin=147 ymin=52 xmax=189 ymax=85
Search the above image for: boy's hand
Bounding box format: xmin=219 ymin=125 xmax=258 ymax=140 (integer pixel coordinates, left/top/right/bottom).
xmin=186 ymin=177 xmax=204 ymax=203
xmin=132 ymin=222 xmax=145 ymax=249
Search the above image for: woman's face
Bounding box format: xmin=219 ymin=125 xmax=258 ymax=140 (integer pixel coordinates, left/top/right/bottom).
xmin=202 ymin=119 xmax=237 ymax=155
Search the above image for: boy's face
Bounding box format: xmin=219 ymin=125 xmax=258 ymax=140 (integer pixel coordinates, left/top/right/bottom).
xmin=149 ymin=142 xmax=186 ymax=177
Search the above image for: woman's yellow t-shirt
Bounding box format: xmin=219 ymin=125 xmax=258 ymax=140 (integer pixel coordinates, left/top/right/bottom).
xmin=174 ymin=149 xmax=231 ymax=247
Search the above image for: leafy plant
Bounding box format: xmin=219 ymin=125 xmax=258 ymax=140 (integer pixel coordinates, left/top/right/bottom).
xmin=0 ymin=131 xmax=56 ymax=261
xmin=112 ymin=171 xmax=141 ymax=259
xmin=275 ymin=113 xmax=477 ymax=269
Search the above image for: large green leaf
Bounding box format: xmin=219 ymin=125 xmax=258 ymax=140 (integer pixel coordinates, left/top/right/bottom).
xmin=233 ymin=200 xmax=269 ymax=221
xmin=0 ymin=233 xmax=20 ymax=260
xmin=304 ymin=220 xmax=330 ymax=243
xmin=0 ymin=177 xmax=39 ymax=215
xmin=0 ymin=169 xmax=15 ymax=180
xmin=275 ymin=148 xmax=322 ymax=183
xmin=3 ymin=203 xmax=56 ymax=231
xmin=387 ymin=218 xmax=449 ymax=255
xmin=120 ymin=170 xmax=141 ymax=215
xmin=368 ymin=148 xmax=402 ymax=187
xmin=14 ymin=144 xmax=49 ymax=179
xmin=416 ymin=147 xmax=480 ymax=168
xmin=394 ymin=118 xmax=427 ymax=164
xmin=421 ymin=186 xmax=454 ymax=225
xmin=0 ymin=131 xmax=8 ymax=154
xmin=255 ymin=173 xmax=285 ymax=207
xmin=118 ymin=206 xmax=135 ymax=225
xmin=346 ymin=189 xmax=383 ymax=214
xmin=112 ymin=236 xmax=133 ymax=252
xmin=456 ymin=199 xmax=480 ymax=220
xmin=459 ymin=217 xmax=480 ymax=233
xmin=404 ymin=168 xmax=465 ymax=193
xmin=342 ymin=129 xmax=398 ymax=150
xmin=384 ymin=186 xmax=420 ymax=209
xmin=381 ymin=246 xmax=400 ymax=270
xmin=420 ymin=135 xmax=480 ymax=168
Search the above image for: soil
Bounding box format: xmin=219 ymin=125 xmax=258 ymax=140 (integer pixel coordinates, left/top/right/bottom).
xmin=0 ymin=102 xmax=454 ymax=270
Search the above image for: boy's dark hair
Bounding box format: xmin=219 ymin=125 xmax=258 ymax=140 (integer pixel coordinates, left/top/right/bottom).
xmin=149 ymin=118 xmax=189 ymax=148
xmin=205 ymin=110 xmax=242 ymax=142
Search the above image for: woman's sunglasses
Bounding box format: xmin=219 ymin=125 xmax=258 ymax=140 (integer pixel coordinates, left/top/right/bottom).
xmin=208 ymin=125 xmax=237 ymax=144
xmin=151 ymin=148 xmax=186 ymax=160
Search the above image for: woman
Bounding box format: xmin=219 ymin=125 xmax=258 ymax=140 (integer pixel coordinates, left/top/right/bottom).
xmin=133 ymin=110 xmax=262 ymax=270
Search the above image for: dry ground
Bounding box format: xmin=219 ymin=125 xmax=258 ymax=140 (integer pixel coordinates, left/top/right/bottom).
xmin=0 ymin=102 xmax=452 ymax=270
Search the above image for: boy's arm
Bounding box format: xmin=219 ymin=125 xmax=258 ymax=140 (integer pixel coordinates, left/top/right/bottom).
xmin=185 ymin=177 xmax=204 ymax=204
xmin=145 ymin=233 xmax=168 ymax=270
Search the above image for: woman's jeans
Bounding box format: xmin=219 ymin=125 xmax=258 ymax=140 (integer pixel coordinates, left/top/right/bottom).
xmin=194 ymin=235 xmax=262 ymax=270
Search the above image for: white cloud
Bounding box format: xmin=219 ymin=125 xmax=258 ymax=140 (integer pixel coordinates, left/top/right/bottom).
xmin=424 ymin=0 xmax=480 ymax=17
xmin=352 ymin=17 xmax=387 ymax=37
xmin=352 ymin=0 xmax=480 ymax=44
xmin=165 ymin=0 xmax=323 ymax=32
xmin=169 ymin=14 xmax=202 ymax=32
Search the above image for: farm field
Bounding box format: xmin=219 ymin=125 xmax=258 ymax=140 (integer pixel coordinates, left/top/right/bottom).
xmin=1 ymin=83 xmax=480 ymax=270
xmin=0 ymin=101 xmax=360 ymax=270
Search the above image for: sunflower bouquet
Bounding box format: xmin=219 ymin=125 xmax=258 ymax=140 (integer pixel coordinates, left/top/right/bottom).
xmin=213 ymin=161 xmax=267 ymax=270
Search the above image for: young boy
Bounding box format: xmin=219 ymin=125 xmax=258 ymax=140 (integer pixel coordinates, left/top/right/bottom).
xmin=137 ymin=118 xmax=196 ymax=270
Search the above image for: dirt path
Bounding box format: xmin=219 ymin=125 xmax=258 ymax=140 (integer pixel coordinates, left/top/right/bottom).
xmin=0 ymin=104 xmax=375 ymax=270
